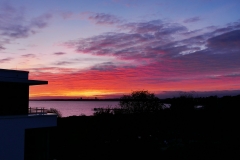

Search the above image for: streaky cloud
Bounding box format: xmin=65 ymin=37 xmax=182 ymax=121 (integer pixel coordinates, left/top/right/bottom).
xmin=21 ymin=54 xmax=36 ymax=58
xmin=0 ymin=57 xmax=12 ymax=63
xmin=87 ymin=13 xmax=123 ymax=25
xmin=53 ymin=61 xmax=74 ymax=66
xmin=64 ymin=19 xmax=240 ymax=89
xmin=53 ymin=52 xmax=67 ymax=55
xmin=0 ymin=3 xmax=52 ymax=48
xmin=183 ymin=17 xmax=201 ymax=23
xmin=207 ymin=29 xmax=240 ymax=50
xmin=91 ymin=62 xmax=117 ymax=71
xmin=72 ymin=19 xmax=188 ymax=64
xmin=30 ymin=13 xmax=52 ymax=29
xmin=0 ymin=45 xmax=5 ymax=50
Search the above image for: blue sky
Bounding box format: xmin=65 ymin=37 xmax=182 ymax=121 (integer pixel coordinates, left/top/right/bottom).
xmin=1 ymin=0 xmax=240 ymax=98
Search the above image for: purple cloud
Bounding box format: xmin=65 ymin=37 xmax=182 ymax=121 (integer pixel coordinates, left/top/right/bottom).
xmin=30 ymin=13 xmax=52 ymax=29
xmin=91 ymin=62 xmax=117 ymax=71
xmin=53 ymin=61 xmax=74 ymax=66
xmin=88 ymin=13 xmax=123 ymax=25
xmin=21 ymin=54 xmax=36 ymax=58
xmin=183 ymin=17 xmax=201 ymax=23
xmin=70 ymin=19 xmax=188 ymax=62
xmin=122 ymin=20 xmax=187 ymax=35
xmin=53 ymin=52 xmax=67 ymax=55
xmin=0 ymin=3 xmax=52 ymax=48
xmin=0 ymin=45 xmax=5 ymax=50
xmin=207 ymin=30 xmax=240 ymax=50
xmin=0 ymin=57 xmax=12 ymax=63
xmin=66 ymin=18 xmax=240 ymax=84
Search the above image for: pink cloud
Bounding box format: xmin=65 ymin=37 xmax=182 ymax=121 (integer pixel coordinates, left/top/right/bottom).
xmin=53 ymin=52 xmax=67 ymax=55
xmin=21 ymin=54 xmax=36 ymax=58
xmin=0 ymin=57 xmax=12 ymax=63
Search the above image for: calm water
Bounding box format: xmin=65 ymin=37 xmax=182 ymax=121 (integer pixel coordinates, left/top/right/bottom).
xmin=29 ymin=101 xmax=119 ymax=117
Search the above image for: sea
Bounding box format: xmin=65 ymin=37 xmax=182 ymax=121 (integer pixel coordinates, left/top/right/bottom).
xmin=29 ymin=101 xmax=120 ymax=117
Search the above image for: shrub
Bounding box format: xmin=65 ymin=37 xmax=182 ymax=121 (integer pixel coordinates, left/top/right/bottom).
xmin=93 ymin=106 xmax=114 ymax=116
xmin=119 ymin=90 xmax=163 ymax=114
xmin=47 ymin=108 xmax=62 ymax=118
xmin=170 ymin=93 xmax=195 ymax=112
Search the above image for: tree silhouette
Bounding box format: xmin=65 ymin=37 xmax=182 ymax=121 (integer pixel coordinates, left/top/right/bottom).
xmin=170 ymin=93 xmax=196 ymax=112
xmin=119 ymin=90 xmax=163 ymax=114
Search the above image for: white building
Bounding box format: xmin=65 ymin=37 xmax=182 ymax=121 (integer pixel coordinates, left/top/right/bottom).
xmin=0 ymin=69 xmax=57 ymax=160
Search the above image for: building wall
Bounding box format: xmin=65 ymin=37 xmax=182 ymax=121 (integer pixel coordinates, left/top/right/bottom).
xmin=0 ymin=114 xmax=57 ymax=160
xmin=0 ymin=69 xmax=28 ymax=79
xmin=25 ymin=127 xmax=53 ymax=160
xmin=0 ymin=82 xmax=29 ymax=115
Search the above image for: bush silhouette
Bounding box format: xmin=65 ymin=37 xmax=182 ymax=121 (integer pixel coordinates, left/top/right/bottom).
xmin=93 ymin=106 xmax=114 ymax=116
xmin=170 ymin=93 xmax=196 ymax=112
xmin=47 ymin=108 xmax=62 ymax=117
xmin=119 ymin=90 xmax=163 ymax=114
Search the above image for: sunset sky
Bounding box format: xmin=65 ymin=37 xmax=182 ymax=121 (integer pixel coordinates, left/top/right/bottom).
xmin=1 ymin=0 xmax=240 ymax=99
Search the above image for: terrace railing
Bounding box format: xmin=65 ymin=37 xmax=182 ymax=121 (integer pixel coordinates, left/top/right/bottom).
xmin=28 ymin=107 xmax=48 ymax=115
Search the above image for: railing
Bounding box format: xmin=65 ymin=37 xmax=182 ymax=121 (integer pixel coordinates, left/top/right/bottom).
xmin=28 ymin=107 xmax=48 ymax=115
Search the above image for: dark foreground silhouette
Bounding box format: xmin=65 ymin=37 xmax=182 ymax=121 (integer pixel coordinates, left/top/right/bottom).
xmin=25 ymin=94 xmax=240 ymax=160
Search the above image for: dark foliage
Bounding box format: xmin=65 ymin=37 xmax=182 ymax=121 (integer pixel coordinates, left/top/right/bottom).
xmin=47 ymin=108 xmax=62 ymax=117
xmin=94 ymin=90 xmax=164 ymax=115
xmin=119 ymin=90 xmax=164 ymax=113
xmin=25 ymin=94 xmax=240 ymax=159
xmin=93 ymin=107 xmax=114 ymax=116
xmin=170 ymin=93 xmax=196 ymax=112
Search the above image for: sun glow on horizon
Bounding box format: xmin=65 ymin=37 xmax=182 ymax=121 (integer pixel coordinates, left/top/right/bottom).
xmin=65 ymin=90 xmax=123 ymax=97
xmin=29 ymin=89 xmax=125 ymax=99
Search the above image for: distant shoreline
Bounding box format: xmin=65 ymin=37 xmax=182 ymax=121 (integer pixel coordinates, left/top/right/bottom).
xmin=29 ymin=99 xmax=120 ymax=101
